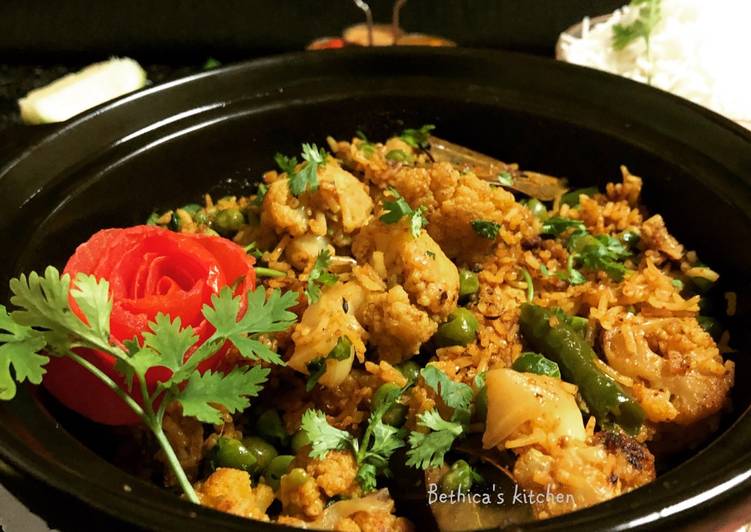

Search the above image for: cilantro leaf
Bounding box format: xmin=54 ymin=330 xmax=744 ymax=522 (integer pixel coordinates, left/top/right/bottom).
xmin=380 ymin=187 xmax=428 ymax=238
xmin=405 ymin=410 xmax=463 ymax=469
xmin=175 ymin=366 xmax=269 ymax=425
xmin=301 ymin=409 xmax=355 ymax=459
xmin=141 ymin=314 xmax=197 ymax=373
xmin=305 ymin=357 xmax=326 ymax=392
xmin=288 ymin=143 xmax=327 ymax=196
xmin=274 ymin=152 xmax=298 ymax=175
xmin=540 ymin=217 xmax=586 ymax=237
xmin=420 ymin=366 xmax=472 ymax=412
xmin=251 ymin=183 xmax=268 ymax=207
xmin=612 ymin=0 xmax=662 ymax=51
xmin=202 ymin=286 xmax=298 ymax=365
xmin=400 ymin=124 xmax=435 ymax=149
xmin=470 ymin=220 xmax=500 ymax=240
xmin=306 ymin=249 xmax=338 ymax=304
xmin=0 ymin=305 xmax=48 ymax=400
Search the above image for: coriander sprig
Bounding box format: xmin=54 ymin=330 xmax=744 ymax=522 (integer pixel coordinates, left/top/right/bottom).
xmin=405 ymin=366 xmax=473 ymax=469
xmin=380 ymin=187 xmax=428 ymax=238
xmin=1 ymin=267 xmax=297 ymax=503
xmin=274 ymin=143 xmax=329 ymax=196
xmin=305 ymin=249 xmax=338 ymax=304
xmin=301 ymin=383 xmax=408 ymax=492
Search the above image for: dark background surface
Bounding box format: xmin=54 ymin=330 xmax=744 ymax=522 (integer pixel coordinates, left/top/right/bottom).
xmin=0 ymin=2 xmax=624 ymax=531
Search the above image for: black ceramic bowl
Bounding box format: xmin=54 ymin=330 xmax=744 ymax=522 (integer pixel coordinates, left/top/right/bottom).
xmin=0 ymin=48 xmax=750 ymax=531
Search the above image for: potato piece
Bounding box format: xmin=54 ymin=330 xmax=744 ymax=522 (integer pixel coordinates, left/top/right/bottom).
xmin=289 ymin=281 xmax=368 ymax=388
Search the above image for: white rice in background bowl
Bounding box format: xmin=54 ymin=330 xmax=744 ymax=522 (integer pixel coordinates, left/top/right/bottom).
xmin=557 ymin=0 xmax=751 ymax=130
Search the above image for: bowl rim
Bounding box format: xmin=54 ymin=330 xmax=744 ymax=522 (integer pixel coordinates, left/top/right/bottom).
xmin=0 ymin=46 xmax=750 ymax=532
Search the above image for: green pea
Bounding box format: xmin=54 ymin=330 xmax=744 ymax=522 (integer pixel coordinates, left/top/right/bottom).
xmin=265 ymin=454 xmax=295 ymax=490
xmin=214 ymin=208 xmax=246 ymax=234
xmin=372 ymin=383 xmax=401 ymax=409
xmin=526 ymin=198 xmax=548 ymax=220
xmin=242 ymin=436 xmax=278 ymax=473
xmin=474 ymin=385 xmax=488 ymax=421
xmin=256 ymin=409 xmax=289 ymax=447
xmin=193 ymin=209 xmax=210 ymax=225
xmin=209 ymin=437 xmax=257 ymax=472
xmin=284 ymin=467 xmax=309 ymax=488
xmin=181 ymin=203 xmax=202 ymax=214
xmin=396 ymin=360 xmax=420 ymax=383
xmin=327 ymin=336 xmax=353 ymax=361
xmin=440 ymin=460 xmax=477 ymax=493
xmin=436 ymin=308 xmax=479 ymax=347
xmin=382 ymin=403 xmax=408 ymax=427
xmin=458 ymin=269 xmax=480 ymax=298
xmin=290 ymin=430 xmax=311 ymax=453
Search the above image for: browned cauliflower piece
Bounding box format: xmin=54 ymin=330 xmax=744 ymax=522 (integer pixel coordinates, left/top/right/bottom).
xmin=357 ymin=286 xmax=437 ymax=363
xmin=196 ymin=468 xmax=275 ymax=520
xmin=640 ymin=214 xmax=684 ymax=260
xmin=352 ymin=219 xmax=459 ymax=320
xmin=304 ymin=450 xmax=361 ymax=499
xmin=602 ymin=316 xmax=734 ymax=427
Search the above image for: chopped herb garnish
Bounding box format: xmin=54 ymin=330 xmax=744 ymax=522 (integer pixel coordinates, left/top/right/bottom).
xmin=251 ymin=183 xmax=268 ymax=207
xmin=301 ymin=382 xmax=408 ymax=492
xmin=540 ymin=217 xmax=586 ymax=236
xmin=426 ymin=250 xmax=436 ymax=260
xmin=305 ymin=358 xmax=327 ymax=392
xmin=612 ymin=0 xmax=662 ymax=52
xmin=356 ymin=130 xmax=376 ymax=157
xmin=520 ymin=268 xmax=534 ymax=303
xmin=399 ymin=124 xmax=435 ymax=149
xmin=275 ymin=144 xmax=328 ymax=196
xmin=306 ymin=249 xmax=338 ymax=303
xmin=406 ymin=366 xmax=473 ymax=469
xmin=385 ymin=149 xmax=412 ymax=163
xmin=0 ymin=267 xmax=297 ymax=503
xmin=470 ymin=220 xmax=500 ymax=240
xmin=203 ymin=57 xmax=221 ymax=70
xmin=380 ymin=187 xmax=428 ymax=238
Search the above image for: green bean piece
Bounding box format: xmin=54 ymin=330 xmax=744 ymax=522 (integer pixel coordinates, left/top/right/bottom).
xmin=381 ymin=403 xmax=408 ymax=427
xmin=458 ymin=269 xmax=480 ymax=298
xmin=526 ymin=198 xmax=548 ymax=220
xmin=242 ymin=436 xmax=278 ymax=473
xmin=254 ymin=267 xmax=286 ymax=278
xmin=327 ymin=336 xmax=353 ymax=361
xmin=519 ymin=303 xmax=645 ymax=434
xmin=561 ymin=186 xmax=599 ymax=207
xmin=435 ymin=308 xmax=479 ymax=347
xmin=265 ymin=455 xmax=295 ymax=490
xmin=256 ymin=409 xmax=289 ymax=447
xmin=209 ymin=437 xmax=257 ymax=472
xmin=512 ymin=352 xmax=561 ymax=378
xmin=290 ymin=430 xmax=311 ymax=453
xmin=396 ymin=360 xmax=420 ymax=383
xmin=214 ymin=208 xmax=246 ymax=234
xmin=440 ymin=460 xmax=479 ymax=493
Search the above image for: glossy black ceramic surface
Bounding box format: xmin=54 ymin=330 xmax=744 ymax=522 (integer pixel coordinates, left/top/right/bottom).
xmin=0 ymin=48 xmax=749 ymax=531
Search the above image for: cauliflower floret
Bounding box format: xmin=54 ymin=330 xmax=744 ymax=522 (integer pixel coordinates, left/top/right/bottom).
xmin=357 ymin=286 xmax=437 ymax=364
xmin=289 ymin=281 xmax=369 ymax=388
xmin=352 ymin=219 xmax=458 ymax=320
xmin=196 ymin=468 xmax=275 ymax=520
xmin=513 ymin=430 xmax=655 ymax=518
xmin=602 ymin=315 xmax=734 ymax=426
xmin=261 ymin=161 xmax=373 ymax=242
xmin=303 ymin=450 xmax=361 ymax=498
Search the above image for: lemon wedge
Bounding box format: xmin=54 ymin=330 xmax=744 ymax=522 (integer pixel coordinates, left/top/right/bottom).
xmin=18 ymin=57 xmax=148 ymax=124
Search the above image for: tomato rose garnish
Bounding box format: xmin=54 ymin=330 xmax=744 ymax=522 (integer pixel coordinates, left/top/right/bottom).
xmin=42 ymin=225 xmax=256 ymax=425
